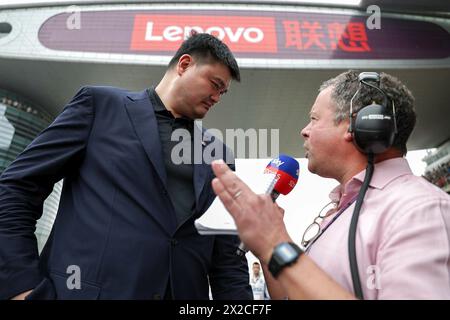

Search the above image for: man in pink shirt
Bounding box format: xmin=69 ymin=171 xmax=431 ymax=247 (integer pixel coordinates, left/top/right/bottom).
xmin=210 ymin=70 xmax=450 ymax=299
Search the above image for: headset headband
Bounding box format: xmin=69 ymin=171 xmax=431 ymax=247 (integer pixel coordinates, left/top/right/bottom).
xmin=349 ymin=72 xmax=397 ymax=134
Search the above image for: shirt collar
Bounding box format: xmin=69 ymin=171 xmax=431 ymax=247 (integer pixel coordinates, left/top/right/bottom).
xmin=147 ymin=87 xmax=194 ymax=129
xmin=353 ymin=157 xmax=412 ymax=189
xmin=329 ymin=157 xmax=412 ymax=208
xmin=148 ymin=87 xmax=167 ymax=113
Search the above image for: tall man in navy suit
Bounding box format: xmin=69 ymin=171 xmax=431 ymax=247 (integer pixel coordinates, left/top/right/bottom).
xmin=0 ymin=33 xmax=252 ymax=300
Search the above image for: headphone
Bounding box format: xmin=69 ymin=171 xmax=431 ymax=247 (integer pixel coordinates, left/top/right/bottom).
xmin=346 ymin=72 xmax=399 ymax=299
xmin=348 ymin=72 xmax=398 ymax=154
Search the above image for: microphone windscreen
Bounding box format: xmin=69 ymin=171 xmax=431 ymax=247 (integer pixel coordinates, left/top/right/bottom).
xmin=264 ymin=154 xmax=299 ymax=195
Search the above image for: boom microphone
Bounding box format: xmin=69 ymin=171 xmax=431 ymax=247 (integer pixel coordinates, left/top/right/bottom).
xmin=236 ymin=155 xmax=299 ymax=256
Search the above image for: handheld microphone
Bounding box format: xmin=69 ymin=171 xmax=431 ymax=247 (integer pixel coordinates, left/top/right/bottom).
xmin=236 ymin=155 xmax=299 ymax=256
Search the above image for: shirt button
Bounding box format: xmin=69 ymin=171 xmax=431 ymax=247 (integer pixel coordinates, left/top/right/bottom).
xmin=170 ymin=239 xmax=178 ymax=246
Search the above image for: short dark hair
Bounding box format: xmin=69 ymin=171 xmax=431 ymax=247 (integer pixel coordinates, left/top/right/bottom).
xmin=320 ymin=70 xmax=416 ymax=155
xmin=168 ymin=33 xmax=240 ymax=82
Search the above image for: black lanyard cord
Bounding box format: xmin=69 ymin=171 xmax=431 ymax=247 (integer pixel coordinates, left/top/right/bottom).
xmin=348 ymin=153 xmax=374 ymax=300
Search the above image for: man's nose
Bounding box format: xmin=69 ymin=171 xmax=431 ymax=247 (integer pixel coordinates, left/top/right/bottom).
xmin=210 ymin=92 xmax=220 ymax=103
xmin=301 ymin=124 xmax=310 ymax=139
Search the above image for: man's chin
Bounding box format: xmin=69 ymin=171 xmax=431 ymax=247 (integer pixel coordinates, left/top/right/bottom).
xmin=194 ymin=110 xmax=208 ymax=119
xmin=307 ymin=161 xmax=316 ymax=174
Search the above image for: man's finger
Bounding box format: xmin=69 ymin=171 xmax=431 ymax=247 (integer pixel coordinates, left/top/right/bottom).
xmin=210 ymin=159 xmax=232 ymax=177
xmin=211 ymin=160 xmax=254 ymax=204
xmin=211 ymin=178 xmax=243 ymax=219
xmin=276 ymin=204 xmax=285 ymax=217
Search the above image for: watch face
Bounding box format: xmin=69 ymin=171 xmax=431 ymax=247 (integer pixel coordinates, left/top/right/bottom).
xmin=277 ymin=243 xmax=299 ymax=262
xmin=269 ymin=242 xmax=303 ymax=278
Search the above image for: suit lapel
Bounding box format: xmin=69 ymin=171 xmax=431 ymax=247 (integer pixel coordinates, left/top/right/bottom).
xmin=124 ymin=90 xmax=168 ymax=190
xmin=193 ymin=124 xmax=213 ymax=213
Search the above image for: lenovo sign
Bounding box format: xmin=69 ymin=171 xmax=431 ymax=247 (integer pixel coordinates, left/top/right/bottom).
xmin=38 ymin=9 xmax=450 ymax=60
xmin=130 ymin=15 xmax=277 ymax=52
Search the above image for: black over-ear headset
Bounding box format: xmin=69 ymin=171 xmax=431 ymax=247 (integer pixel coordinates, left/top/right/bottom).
xmin=347 ymin=72 xmax=398 ymax=300
xmin=348 ymin=72 xmax=398 ymax=154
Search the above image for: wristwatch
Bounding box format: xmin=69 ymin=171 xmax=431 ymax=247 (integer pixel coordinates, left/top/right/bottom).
xmin=268 ymin=242 xmax=304 ymax=278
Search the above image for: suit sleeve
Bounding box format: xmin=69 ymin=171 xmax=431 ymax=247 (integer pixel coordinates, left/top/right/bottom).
xmin=209 ymin=234 xmax=253 ymax=299
xmin=0 ymin=86 xmax=94 ymax=299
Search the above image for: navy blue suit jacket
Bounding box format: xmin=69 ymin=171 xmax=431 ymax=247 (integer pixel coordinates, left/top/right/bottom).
xmin=0 ymin=86 xmax=252 ymax=299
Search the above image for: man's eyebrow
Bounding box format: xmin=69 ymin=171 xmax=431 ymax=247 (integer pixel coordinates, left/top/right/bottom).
xmin=213 ymin=77 xmax=226 ymax=88
xmin=213 ymin=77 xmax=228 ymax=94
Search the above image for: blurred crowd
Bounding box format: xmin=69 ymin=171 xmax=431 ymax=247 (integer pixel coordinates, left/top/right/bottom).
xmin=423 ymin=160 xmax=450 ymax=192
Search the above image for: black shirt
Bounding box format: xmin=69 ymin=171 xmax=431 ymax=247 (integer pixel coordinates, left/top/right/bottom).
xmin=147 ymin=87 xmax=196 ymax=226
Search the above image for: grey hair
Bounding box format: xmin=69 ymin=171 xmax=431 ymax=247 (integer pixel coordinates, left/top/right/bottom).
xmin=319 ymin=70 xmax=416 ymax=155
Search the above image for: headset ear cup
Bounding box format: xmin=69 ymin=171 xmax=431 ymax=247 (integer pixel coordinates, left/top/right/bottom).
xmin=353 ymin=104 xmax=395 ymax=154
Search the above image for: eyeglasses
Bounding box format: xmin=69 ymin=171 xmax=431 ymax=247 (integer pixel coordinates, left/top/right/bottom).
xmin=301 ymin=201 xmax=338 ymax=248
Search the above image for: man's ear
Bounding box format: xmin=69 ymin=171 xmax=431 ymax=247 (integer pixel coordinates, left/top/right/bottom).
xmin=344 ymin=130 xmax=353 ymax=142
xmin=177 ymin=54 xmax=193 ymax=76
xmin=340 ymin=120 xmax=353 ymax=142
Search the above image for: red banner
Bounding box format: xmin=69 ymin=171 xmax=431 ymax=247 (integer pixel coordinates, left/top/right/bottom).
xmin=130 ymin=15 xmax=277 ymax=53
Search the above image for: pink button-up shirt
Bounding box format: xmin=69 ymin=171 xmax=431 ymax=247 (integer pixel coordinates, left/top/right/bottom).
xmin=307 ymin=158 xmax=450 ymax=299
